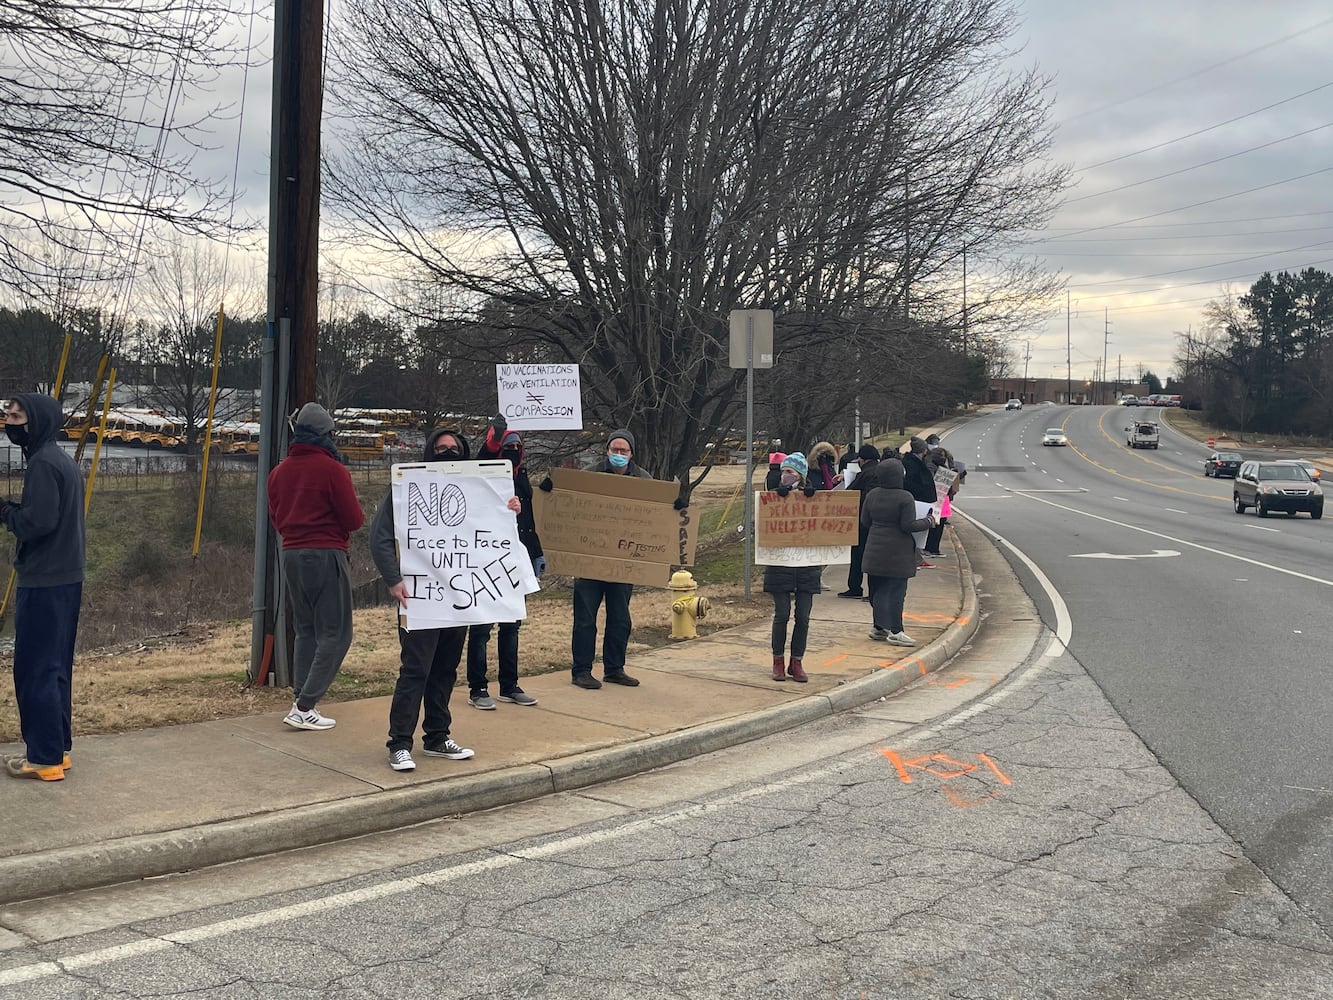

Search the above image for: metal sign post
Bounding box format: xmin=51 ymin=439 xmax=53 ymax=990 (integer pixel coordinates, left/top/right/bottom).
xmin=729 ymin=309 xmax=774 ymax=601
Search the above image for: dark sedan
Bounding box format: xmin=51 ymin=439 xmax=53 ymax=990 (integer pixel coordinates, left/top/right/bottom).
xmin=1204 ymin=451 xmax=1242 ymax=478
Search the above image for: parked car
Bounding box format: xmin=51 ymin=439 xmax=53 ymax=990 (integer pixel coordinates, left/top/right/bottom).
xmin=1005 ymin=399 xmax=1023 ymax=411
xmin=1233 ymin=461 xmax=1323 ymax=518
xmin=1120 ymin=395 xmax=1139 ymax=406
xmin=1203 ymin=451 xmax=1242 ymax=478
xmin=1041 ymin=427 xmax=1068 ymax=447
xmin=1277 ymin=458 xmax=1322 ymax=482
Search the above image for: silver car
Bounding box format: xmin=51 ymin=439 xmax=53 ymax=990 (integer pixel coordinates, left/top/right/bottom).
xmin=1041 ymin=428 xmax=1068 ymax=447
xmin=1233 ymin=461 xmax=1323 ymax=519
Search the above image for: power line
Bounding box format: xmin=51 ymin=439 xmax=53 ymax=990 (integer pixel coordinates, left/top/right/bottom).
xmin=1077 ymin=80 xmax=1333 ymax=170
xmin=1065 ymin=121 xmax=1333 ymax=204
xmin=1058 ymin=16 xmax=1333 ymax=128
xmin=1030 ymin=225 xmax=1333 ymax=244
xmin=1080 ymin=254 xmax=1333 ymax=301
xmin=1065 ymin=238 xmax=1333 ymax=286
xmin=1039 ymin=209 xmax=1333 ymax=231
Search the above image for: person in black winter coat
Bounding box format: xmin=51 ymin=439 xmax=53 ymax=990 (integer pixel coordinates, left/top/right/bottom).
xmin=839 ymin=443 xmax=881 ymax=598
xmin=762 ymin=453 xmax=820 ymax=684
xmin=861 ymin=459 xmax=934 ymax=647
xmin=902 ymin=437 xmax=938 ymax=567
xmin=465 ymin=420 xmax=545 ymax=709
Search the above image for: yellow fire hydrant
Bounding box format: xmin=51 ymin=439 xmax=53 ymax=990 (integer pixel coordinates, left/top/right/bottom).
xmin=668 ymin=570 xmax=709 ymax=640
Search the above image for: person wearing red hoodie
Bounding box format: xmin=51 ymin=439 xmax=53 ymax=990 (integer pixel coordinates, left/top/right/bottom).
xmin=266 ymin=402 xmax=365 ymax=732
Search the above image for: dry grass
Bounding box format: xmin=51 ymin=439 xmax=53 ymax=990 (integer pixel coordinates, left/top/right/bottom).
xmin=0 ymin=463 xmax=772 ymax=741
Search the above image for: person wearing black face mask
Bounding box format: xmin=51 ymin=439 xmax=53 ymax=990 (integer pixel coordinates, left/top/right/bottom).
xmin=1 ymin=394 xmax=85 ymax=782
xmin=369 ymin=427 xmax=523 ymax=772
xmin=466 ymin=427 xmax=544 ymax=709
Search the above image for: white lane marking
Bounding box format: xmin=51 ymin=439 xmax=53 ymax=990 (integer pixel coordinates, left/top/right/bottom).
xmin=1069 ymin=549 xmax=1180 ymax=560
xmin=1164 ymin=508 xmax=1188 ymax=514
xmin=1056 ymin=478 xmax=1065 ymax=483
xmin=1247 ymin=525 xmax=1281 ymax=533
xmin=1114 ymin=496 xmax=1131 ymax=502
xmin=957 ymin=511 xmax=1072 ymax=658
xmin=1005 ymin=488 xmax=1087 ymax=494
xmin=1007 ymin=492 xmax=1333 ymax=586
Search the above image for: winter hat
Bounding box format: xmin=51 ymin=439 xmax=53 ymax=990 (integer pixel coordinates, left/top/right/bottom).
xmin=500 ymin=430 xmax=522 ymax=449
xmin=294 ymin=402 xmax=335 ymax=435
xmin=909 ymin=436 xmax=927 ymax=455
xmin=780 ymin=452 xmax=809 ymax=479
xmin=606 ymin=428 xmax=635 ymax=452
xmin=768 ymin=451 xmax=787 ymax=466
xmin=858 ymin=443 xmax=880 ymax=462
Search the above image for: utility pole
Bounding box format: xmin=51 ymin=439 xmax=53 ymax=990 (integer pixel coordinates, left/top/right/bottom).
xmin=250 ymin=0 xmax=324 ymax=685
xmin=1065 ymin=290 xmax=1071 ymax=405
xmin=1022 ymin=340 xmax=1031 ymax=404
xmin=1101 ymin=308 xmax=1111 ymax=405
xmin=1117 ymin=354 xmax=1122 ymax=400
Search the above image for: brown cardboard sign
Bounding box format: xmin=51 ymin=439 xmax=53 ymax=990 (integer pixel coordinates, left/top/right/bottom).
xmin=531 ymin=467 xmax=698 ymax=586
xmin=756 ymin=490 xmax=860 ymax=547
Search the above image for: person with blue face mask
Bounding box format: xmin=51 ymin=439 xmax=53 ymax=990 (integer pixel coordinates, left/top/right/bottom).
xmin=563 ymin=429 xmax=651 ymax=690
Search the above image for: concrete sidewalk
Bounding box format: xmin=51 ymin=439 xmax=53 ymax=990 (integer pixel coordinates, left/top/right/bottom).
xmin=0 ymin=528 xmax=980 ymax=906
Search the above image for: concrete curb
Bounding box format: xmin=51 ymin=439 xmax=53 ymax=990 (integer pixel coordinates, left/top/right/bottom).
xmin=0 ymin=545 xmax=979 ymax=905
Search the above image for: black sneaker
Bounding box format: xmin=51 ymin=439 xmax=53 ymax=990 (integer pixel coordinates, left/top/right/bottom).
xmin=572 ymin=672 xmax=602 ymax=690
xmin=422 ymin=738 xmax=474 ymax=760
xmin=498 ymin=689 xmax=538 ymax=706
xmin=837 ymin=589 xmax=863 ymax=599
xmin=603 ymin=670 xmax=640 ymax=687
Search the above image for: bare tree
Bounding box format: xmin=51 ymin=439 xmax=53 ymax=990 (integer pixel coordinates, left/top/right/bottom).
xmin=326 ymin=0 xmax=1067 ymax=488
xmin=134 ymin=235 xmax=262 ymax=446
xmin=0 ymin=1 xmax=249 ymax=296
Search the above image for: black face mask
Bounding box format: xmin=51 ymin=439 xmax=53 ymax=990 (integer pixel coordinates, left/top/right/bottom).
xmin=501 ymin=449 xmax=521 ymax=464
xmin=434 ymin=448 xmax=461 ymax=461
xmin=5 ymin=424 xmax=29 ymax=448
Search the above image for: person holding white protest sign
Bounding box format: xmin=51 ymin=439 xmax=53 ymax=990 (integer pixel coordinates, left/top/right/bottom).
xmin=370 ymin=428 xmax=523 ymax=773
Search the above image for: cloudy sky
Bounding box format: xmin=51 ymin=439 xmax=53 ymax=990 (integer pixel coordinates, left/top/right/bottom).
xmin=1011 ymin=0 xmax=1333 ymax=385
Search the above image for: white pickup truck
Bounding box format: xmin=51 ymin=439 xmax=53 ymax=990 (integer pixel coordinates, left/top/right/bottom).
xmin=1126 ymin=420 xmax=1159 ymax=449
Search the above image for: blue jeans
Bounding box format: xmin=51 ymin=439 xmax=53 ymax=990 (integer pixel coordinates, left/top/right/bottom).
xmin=13 ymin=583 xmax=82 ymax=766
xmin=868 ymin=576 xmax=909 ymax=633
xmin=571 ymin=578 xmax=634 ymax=676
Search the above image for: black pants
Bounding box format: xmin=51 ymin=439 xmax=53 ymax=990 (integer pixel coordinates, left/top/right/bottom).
xmin=13 ymin=583 xmax=81 ymax=767
xmin=770 ymin=591 xmax=814 ymax=658
xmin=868 ymin=576 xmax=909 ymax=633
xmin=386 ymin=626 xmax=465 ymax=752
xmin=466 ymin=621 xmax=520 ymax=696
xmin=846 ymin=525 xmax=870 ymax=592
xmin=571 ymin=577 xmax=633 ymax=676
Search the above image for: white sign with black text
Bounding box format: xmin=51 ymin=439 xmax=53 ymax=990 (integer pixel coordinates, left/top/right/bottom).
xmin=495 ymin=363 xmax=583 ymax=430
xmin=391 ymin=461 xmax=540 ymax=630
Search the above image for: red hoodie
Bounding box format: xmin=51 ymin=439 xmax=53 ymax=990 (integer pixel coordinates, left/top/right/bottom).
xmin=267 ymin=444 xmax=365 ymax=550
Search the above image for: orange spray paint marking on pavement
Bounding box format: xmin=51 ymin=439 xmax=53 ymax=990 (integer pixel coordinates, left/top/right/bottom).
xmin=880 ymin=749 xmax=913 ymax=783
xmin=926 ymin=675 xmax=973 ymax=689
xmin=976 ymin=752 xmax=1012 ymax=785
xmin=822 ymin=653 xmax=849 ymax=667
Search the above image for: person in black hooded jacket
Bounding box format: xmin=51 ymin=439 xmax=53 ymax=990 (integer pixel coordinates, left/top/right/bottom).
xmin=2 ymin=393 xmax=85 ymax=781
xmin=465 ymin=418 xmax=544 ymax=709
xmin=370 ymin=428 xmax=522 ymax=773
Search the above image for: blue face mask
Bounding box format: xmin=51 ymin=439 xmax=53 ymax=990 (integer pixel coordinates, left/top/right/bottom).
xmin=608 ymin=453 xmax=630 ymax=469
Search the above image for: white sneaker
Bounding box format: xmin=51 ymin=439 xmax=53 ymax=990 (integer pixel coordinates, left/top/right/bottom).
xmin=388 ymin=748 xmax=416 ymax=771
xmin=282 ymin=704 xmax=336 ymax=730
xmin=887 ymin=631 xmax=916 ymax=646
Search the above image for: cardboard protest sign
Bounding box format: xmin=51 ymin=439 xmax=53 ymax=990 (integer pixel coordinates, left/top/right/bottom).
xmin=530 ymin=467 xmax=697 ymax=587
xmin=391 ymin=461 xmax=540 ymax=630
xmin=755 ymin=490 xmax=860 ymax=547
xmin=933 ymin=465 xmax=959 ymax=493
xmin=495 ymin=363 xmax=582 ymax=430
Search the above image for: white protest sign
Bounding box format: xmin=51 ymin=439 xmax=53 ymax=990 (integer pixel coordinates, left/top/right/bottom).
xmin=495 ymin=363 xmax=583 ymax=430
xmin=391 ymin=461 xmax=540 ymax=630
xmin=913 ymin=500 xmax=934 ymax=551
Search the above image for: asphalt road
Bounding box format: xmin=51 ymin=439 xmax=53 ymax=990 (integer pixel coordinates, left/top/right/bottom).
xmin=2 ymin=531 xmax=1329 ymax=997
xmin=944 ymin=403 xmax=1333 ymax=936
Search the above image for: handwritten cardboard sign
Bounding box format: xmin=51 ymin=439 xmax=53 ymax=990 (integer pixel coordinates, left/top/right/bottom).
xmin=495 ymin=363 xmax=583 ymax=430
xmin=391 ymin=462 xmax=540 ymax=630
xmin=933 ymin=465 xmax=959 ymax=493
xmin=530 ymin=467 xmax=697 ymax=587
xmin=756 ymin=490 xmax=860 ymax=547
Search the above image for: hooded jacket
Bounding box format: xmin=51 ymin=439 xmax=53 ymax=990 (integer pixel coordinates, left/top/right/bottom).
xmin=901 ymin=448 xmax=938 ymax=504
xmin=266 ymin=426 xmax=365 ymax=551
xmin=1 ymin=393 xmax=85 ymax=587
xmin=808 ymin=441 xmax=839 ymax=490
xmin=860 ymin=459 xmax=932 ymax=579
xmin=369 ymin=428 xmax=470 ymax=587
xmin=477 ymin=429 xmax=542 ymax=561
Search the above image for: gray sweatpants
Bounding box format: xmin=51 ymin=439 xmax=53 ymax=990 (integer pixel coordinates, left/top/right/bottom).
xmin=280 ymin=548 xmax=354 ymax=709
